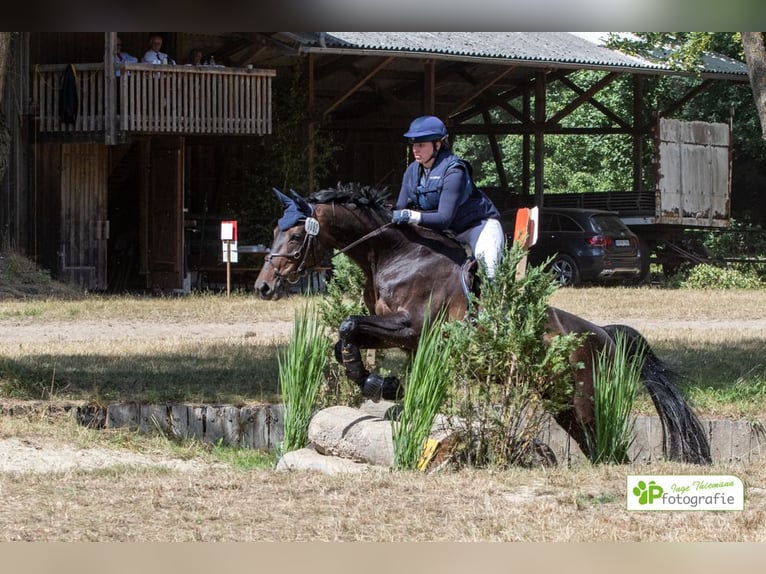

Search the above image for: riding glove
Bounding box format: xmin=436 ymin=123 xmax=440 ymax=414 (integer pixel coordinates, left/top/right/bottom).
xmin=392 ymin=209 xmax=422 ymax=225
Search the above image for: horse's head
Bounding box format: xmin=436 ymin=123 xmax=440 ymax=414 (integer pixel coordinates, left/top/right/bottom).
xmin=255 ymin=188 xmax=331 ymax=300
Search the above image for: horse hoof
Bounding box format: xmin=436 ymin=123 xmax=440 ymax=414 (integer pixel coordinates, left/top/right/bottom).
xmin=361 ymin=374 xmax=403 ymax=402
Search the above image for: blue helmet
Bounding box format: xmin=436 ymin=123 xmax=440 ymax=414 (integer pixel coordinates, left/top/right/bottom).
xmin=403 ymin=115 xmax=448 ymax=143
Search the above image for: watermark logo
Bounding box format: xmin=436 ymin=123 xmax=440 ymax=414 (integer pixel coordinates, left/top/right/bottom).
xmin=627 ymin=475 xmax=744 ymax=511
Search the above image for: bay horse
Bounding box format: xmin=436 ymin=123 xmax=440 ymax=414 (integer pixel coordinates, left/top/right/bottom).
xmin=255 ymin=184 xmax=711 ymax=465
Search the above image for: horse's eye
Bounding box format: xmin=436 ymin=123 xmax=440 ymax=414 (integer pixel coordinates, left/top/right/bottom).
xmin=289 ymin=233 xmax=302 ymax=242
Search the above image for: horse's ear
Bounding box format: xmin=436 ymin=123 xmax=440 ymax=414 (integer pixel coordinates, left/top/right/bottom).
xmin=288 ymin=189 xmax=312 ymax=216
xmin=272 ymin=187 xmax=293 ymax=207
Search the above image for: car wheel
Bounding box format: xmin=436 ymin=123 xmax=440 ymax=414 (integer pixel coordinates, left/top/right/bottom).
xmin=548 ymin=254 xmax=580 ymax=287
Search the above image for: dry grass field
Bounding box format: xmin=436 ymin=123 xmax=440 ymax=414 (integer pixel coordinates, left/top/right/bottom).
xmin=1 ymin=286 xmax=765 ymax=541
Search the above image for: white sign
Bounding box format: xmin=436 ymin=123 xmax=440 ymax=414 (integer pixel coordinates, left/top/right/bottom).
xmin=222 ymin=240 xmax=238 ymax=263
xmin=221 ymin=222 xmax=235 ymax=241
xmin=627 ymin=475 xmax=744 ymax=511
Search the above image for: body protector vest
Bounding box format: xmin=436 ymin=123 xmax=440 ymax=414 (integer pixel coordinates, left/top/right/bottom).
xmin=400 ymin=151 xmax=500 ymax=234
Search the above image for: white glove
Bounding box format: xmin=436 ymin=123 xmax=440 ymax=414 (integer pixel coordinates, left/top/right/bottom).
xmin=392 ymin=209 xmax=422 ymax=225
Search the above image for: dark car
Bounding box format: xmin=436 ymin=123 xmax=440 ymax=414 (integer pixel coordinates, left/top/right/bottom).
xmin=500 ymin=207 xmax=644 ymax=287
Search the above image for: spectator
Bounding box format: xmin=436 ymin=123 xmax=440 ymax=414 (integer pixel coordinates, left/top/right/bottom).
xmin=142 ymin=33 xmax=174 ymax=65
xmin=113 ymin=36 xmax=137 ymax=77
xmin=186 ymin=48 xmax=204 ymax=66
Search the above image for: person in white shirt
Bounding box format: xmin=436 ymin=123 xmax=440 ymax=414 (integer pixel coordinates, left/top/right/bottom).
xmin=142 ymin=34 xmax=174 ymax=65
xmin=114 ymin=37 xmax=137 ymax=77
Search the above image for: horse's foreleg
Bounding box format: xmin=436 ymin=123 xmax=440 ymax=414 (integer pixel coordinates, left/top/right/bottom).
xmin=339 ymin=313 xmax=420 ymax=350
xmin=335 ymin=313 xmax=416 ymax=402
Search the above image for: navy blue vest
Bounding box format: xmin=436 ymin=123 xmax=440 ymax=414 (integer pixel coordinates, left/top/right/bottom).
xmin=401 ymin=152 xmax=499 ymax=234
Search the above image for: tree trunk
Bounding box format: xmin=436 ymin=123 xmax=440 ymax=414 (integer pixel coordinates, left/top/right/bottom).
xmin=741 ymin=32 xmax=766 ymax=140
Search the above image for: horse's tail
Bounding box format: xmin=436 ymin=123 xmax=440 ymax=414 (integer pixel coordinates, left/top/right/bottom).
xmin=602 ymin=324 xmax=712 ymax=465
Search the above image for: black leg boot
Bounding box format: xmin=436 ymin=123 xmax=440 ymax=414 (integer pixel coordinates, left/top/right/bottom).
xmin=362 ymin=373 xmax=404 ymax=402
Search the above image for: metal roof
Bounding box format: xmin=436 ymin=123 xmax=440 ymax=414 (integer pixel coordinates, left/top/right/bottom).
xmin=289 ymin=32 xmax=748 ymax=80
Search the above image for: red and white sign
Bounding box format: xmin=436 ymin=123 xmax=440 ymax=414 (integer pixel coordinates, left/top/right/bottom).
xmin=221 ymin=220 xmax=238 ymax=263
xmin=221 ymin=220 xmax=238 ymax=241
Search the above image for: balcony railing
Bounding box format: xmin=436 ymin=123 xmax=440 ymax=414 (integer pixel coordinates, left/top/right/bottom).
xmin=32 ymin=63 xmax=276 ymax=140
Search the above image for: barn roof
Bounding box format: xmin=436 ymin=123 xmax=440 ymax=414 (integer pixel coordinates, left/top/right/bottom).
xmin=283 ymin=32 xmax=748 ymax=81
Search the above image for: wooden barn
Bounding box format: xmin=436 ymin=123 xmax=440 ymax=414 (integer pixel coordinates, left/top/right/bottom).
xmin=0 ymin=32 xmax=749 ymax=293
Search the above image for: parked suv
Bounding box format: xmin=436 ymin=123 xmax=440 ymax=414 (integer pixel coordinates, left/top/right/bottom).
xmin=499 ymin=207 xmax=644 ymax=287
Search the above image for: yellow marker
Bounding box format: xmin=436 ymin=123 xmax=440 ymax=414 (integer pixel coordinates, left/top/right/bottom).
xmin=417 ymin=438 xmax=440 ymax=472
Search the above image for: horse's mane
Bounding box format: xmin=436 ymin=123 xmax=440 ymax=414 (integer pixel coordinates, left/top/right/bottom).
xmin=308 ymin=182 xmax=463 ymax=254
xmin=308 ymin=182 xmax=391 ymax=216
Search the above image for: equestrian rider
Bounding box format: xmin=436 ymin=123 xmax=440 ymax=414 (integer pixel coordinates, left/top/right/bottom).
xmin=392 ymin=115 xmax=505 ymax=278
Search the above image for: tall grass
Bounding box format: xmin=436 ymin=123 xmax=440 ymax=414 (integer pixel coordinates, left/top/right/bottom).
xmin=277 ymin=305 xmax=330 ymax=458
xmin=583 ymin=331 xmax=643 ymax=464
xmin=392 ymin=309 xmax=455 ymax=470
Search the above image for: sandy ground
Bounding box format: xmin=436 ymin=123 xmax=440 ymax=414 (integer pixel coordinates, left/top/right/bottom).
xmin=0 ymin=319 xmax=294 ymax=343
xmin=0 ymin=317 xmax=295 ymax=474
xmin=2 ymin=312 xmax=765 ymax=475
xmin=0 ymin=436 xmax=212 ymax=474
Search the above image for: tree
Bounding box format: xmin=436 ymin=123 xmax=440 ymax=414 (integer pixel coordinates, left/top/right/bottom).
xmin=741 ymin=33 xmax=766 ymax=140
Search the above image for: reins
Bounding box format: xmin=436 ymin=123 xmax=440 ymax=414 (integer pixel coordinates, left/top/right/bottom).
xmin=332 ymin=222 xmax=394 ymax=259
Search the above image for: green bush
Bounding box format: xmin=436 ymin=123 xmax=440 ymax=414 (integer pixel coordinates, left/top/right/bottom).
xmin=444 ymin=242 xmax=582 ymax=468
xmin=676 ymin=263 xmax=764 ymax=289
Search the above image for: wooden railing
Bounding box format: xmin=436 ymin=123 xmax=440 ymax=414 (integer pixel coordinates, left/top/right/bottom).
xmin=32 ymin=63 xmax=276 ymax=139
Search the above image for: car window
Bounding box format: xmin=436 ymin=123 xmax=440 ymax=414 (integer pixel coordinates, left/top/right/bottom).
xmin=592 ymin=214 xmax=629 ymax=234
xmin=558 ymin=214 xmax=583 ymax=232
xmin=539 ymin=213 xmax=558 ymax=232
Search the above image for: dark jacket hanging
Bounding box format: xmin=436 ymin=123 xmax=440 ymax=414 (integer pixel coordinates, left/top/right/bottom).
xmin=59 ymin=64 xmax=78 ymax=125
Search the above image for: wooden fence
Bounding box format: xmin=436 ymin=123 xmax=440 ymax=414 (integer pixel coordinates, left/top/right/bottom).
xmin=33 ymin=63 xmax=276 ymax=138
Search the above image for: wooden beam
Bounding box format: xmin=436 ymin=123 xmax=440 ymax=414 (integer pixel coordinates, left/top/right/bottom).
xmin=657 ymin=79 xmax=714 ymax=120
xmin=423 ymin=59 xmax=435 ymax=114
xmin=534 ymin=71 xmax=546 ymax=205
xmin=323 ymin=56 xmax=394 ymax=119
xmin=105 ymin=32 xmax=117 ymax=145
xmin=632 ymin=75 xmax=644 ymax=192
xmin=448 ymin=66 xmax=516 ymax=116
xmin=547 ymin=72 xmax=619 ymax=125
xmin=557 ymin=74 xmax=630 ymax=129
xmin=482 ymin=110 xmax=509 ymax=190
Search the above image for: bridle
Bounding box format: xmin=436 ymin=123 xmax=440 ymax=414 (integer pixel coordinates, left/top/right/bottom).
xmin=265 ymin=211 xmax=394 ymax=283
xmin=264 ymin=216 xmax=321 ymax=285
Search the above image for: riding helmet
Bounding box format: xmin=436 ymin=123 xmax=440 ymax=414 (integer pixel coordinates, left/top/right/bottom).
xmin=403 ymin=115 xmax=448 ymax=143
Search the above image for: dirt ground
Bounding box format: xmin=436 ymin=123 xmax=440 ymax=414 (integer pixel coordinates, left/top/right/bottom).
xmin=2 ymin=313 xmax=764 ymax=475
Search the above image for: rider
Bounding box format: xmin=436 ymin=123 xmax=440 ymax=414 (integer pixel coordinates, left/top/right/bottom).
xmin=392 ymin=115 xmax=505 ymax=279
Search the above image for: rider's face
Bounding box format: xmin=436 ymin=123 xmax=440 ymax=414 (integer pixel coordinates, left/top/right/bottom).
xmin=412 ymin=141 xmax=440 ymax=166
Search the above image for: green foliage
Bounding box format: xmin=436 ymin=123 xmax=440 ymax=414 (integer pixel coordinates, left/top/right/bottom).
xmin=392 ymin=308 xmax=455 ymax=470
xmin=313 ymin=252 xmax=369 ymax=407
xmin=211 ymin=443 xmax=276 ymax=470
xmin=443 ymin=241 xmax=583 ymax=467
xmin=277 ymin=305 xmax=331 ymax=457
xmin=316 ymin=252 xmax=367 ymax=329
xmin=674 ymin=263 xmax=764 ymax=290
xmin=584 ymin=331 xmax=642 ymax=464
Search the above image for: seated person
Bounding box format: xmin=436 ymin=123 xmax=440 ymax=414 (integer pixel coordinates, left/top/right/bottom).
xmin=113 ymin=36 xmax=137 ymax=77
xmin=186 ymin=48 xmax=204 ymax=66
xmin=142 ymin=33 xmax=174 ymax=65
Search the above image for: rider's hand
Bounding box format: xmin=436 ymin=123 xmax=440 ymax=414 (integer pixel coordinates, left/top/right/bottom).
xmin=392 ymin=209 xmax=422 ymax=225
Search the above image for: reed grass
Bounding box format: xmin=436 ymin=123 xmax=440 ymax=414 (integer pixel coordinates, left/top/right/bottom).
xmin=277 ymin=305 xmax=330 ymax=457
xmin=584 ymin=331 xmax=643 ymax=464
xmin=392 ymin=309 xmax=454 ymax=470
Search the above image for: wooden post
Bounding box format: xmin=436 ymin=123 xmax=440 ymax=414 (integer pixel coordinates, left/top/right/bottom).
xmin=225 ymin=240 xmax=231 ymax=297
